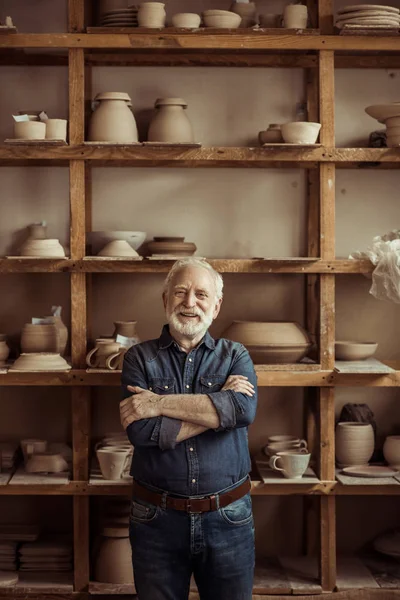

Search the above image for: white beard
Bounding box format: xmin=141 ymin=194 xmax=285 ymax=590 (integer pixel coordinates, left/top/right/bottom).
xmin=167 ymin=307 xmax=213 ymax=339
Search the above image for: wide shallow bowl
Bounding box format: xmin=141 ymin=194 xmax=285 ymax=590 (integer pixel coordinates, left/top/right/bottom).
xmin=365 ymin=103 xmax=400 ymax=123
xmin=203 ymin=12 xmax=241 ymax=27
xmin=203 ymin=9 xmax=237 ymax=16
xmin=147 ymin=240 xmax=196 ymax=256
xmin=246 ymin=344 xmax=311 ymax=364
xmin=9 ymin=353 xmax=71 ymax=372
xmin=172 ymin=12 xmax=201 ymax=27
xmin=222 ymin=321 xmax=311 ymax=346
xmin=97 ymin=240 xmax=139 ymax=258
xmin=335 ymin=341 xmax=378 ymax=361
xmin=281 ymin=121 xmax=321 ymax=144
xmin=14 ymin=121 xmax=46 ymax=140
xmin=20 ymin=239 xmax=65 ymax=258
xmin=87 ymin=231 xmax=146 ymax=253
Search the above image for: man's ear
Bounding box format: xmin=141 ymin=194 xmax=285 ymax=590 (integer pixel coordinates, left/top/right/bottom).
xmin=213 ymin=297 xmax=222 ymax=320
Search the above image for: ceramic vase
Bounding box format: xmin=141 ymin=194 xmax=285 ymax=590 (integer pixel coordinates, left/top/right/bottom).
xmin=0 ymin=340 xmax=10 ymax=367
xmin=138 ymin=2 xmax=166 ymax=28
xmin=48 ymin=316 xmax=68 ymax=356
xmin=148 ymin=98 xmax=194 ymax=143
xmin=230 ymin=1 xmax=257 ymax=27
xmin=88 ymin=93 xmax=138 ymax=143
xmin=383 ymin=436 xmax=400 ymax=467
xmin=94 ymin=535 xmax=133 ymax=583
xmin=45 ymin=119 xmax=68 ymax=142
xmin=335 ymin=422 xmax=374 ymax=467
xmin=21 ymin=323 xmax=59 ymax=353
xmin=283 ymin=4 xmax=308 ymax=28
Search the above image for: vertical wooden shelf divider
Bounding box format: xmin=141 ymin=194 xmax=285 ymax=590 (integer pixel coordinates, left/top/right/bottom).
xmin=69 ymin=0 xmax=90 ymax=593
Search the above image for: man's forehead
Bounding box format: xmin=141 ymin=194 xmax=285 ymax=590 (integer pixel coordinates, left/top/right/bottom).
xmin=171 ymin=267 xmax=214 ymax=290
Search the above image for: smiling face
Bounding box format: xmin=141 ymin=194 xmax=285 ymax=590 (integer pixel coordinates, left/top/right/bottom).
xmin=163 ymin=266 xmax=222 ymax=341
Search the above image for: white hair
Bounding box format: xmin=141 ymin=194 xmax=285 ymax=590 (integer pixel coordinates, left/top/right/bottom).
xmin=163 ymin=258 xmax=224 ymax=300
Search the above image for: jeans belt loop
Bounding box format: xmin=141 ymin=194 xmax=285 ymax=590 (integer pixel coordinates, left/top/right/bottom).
xmin=161 ymin=491 xmax=167 ymax=510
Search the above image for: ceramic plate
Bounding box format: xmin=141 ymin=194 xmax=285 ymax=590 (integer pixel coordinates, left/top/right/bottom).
xmin=341 ymin=465 xmax=399 ymax=477
xmin=336 ymin=9 xmax=400 ymax=18
xmin=338 ymin=4 xmax=400 ymax=13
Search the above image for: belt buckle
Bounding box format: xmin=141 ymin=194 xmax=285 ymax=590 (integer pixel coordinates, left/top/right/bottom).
xmin=186 ymin=498 xmax=202 ymax=514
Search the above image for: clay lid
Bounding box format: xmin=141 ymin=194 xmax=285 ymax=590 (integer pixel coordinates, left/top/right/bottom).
xmin=155 ymin=98 xmax=187 ymax=108
xmin=94 ymin=92 xmax=131 ymax=102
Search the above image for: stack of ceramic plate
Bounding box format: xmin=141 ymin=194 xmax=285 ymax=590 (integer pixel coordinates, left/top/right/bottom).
xmin=0 ymin=543 xmax=18 ymax=571
xmin=19 ymin=540 xmax=73 ymax=572
xmin=373 ymin=529 xmax=400 ymax=559
xmin=100 ymin=7 xmax=138 ymax=27
xmin=0 ymin=443 xmax=19 ymax=470
xmin=365 ymin=103 xmax=400 ymax=146
xmin=146 ymin=237 xmax=197 ymax=258
xmin=335 ymin=4 xmax=400 ymax=31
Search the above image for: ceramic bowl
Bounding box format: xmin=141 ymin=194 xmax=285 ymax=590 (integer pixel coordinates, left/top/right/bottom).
xmin=14 ymin=121 xmax=46 ymax=140
xmin=365 ymin=103 xmax=400 ymax=123
xmin=258 ymin=126 xmax=283 ymax=144
xmin=88 ymin=231 xmax=146 ymax=254
xmin=335 ymin=341 xmax=378 ymax=361
xmin=9 ymin=353 xmax=71 ymax=371
xmin=203 ymin=12 xmax=241 ymax=27
xmin=247 ymin=344 xmax=311 ymax=364
xmin=172 ymin=12 xmax=201 ymax=27
xmin=147 ymin=239 xmax=196 ymax=256
xmin=222 ymin=321 xmax=311 ymax=346
xmin=20 ymin=239 xmax=65 ymax=257
xmin=281 ymin=121 xmax=321 ymax=144
xmin=97 ymin=240 xmax=140 ymax=257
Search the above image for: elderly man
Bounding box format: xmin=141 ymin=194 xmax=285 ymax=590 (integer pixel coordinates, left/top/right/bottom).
xmin=120 ymin=257 xmax=257 ymax=600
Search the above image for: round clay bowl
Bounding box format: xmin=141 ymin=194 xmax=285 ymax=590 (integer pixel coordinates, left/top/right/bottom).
xmin=10 ymin=353 xmax=71 ymax=371
xmin=222 ymin=321 xmax=310 ymax=346
xmin=247 ymin=344 xmax=310 ymax=364
xmin=88 ymin=231 xmax=146 ymax=254
xmin=203 ymin=13 xmax=242 ymax=27
xmin=147 ymin=240 xmax=196 ymax=256
xmin=20 ymin=239 xmax=65 ymax=257
xmin=97 ymin=240 xmax=139 ymax=257
xmin=365 ymin=103 xmax=400 ymax=123
xmin=383 ymin=435 xmax=400 ymax=467
xmin=335 ymin=341 xmax=377 ymax=361
xmin=14 ymin=121 xmax=46 ymax=140
xmin=172 ymin=13 xmax=201 ymax=27
xmin=281 ymin=121 xmax=321 ymax=144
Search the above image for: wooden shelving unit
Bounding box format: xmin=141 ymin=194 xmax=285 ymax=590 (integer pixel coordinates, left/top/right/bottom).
xmin=0 ymin=0 xmax=399 ymax=597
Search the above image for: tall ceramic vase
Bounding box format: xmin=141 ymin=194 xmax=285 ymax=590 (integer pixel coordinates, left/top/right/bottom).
xmin=335 ymin=422 xmax=374 ymax=467
xmin=148 ymin=98 xmax=194 ymax=143
xmin=88 ymin=93 xmax=139 ymax=143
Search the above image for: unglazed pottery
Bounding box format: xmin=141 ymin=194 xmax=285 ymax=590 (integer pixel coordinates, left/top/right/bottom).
xmin=45 ymin=119 xmax=68 ymax=141
xmin=86 ymin=340 xmax=122 ymax=368
xmin=10 ymin=353 xmax=71 ymax=371
xmin=88 ymin=231 xmax=146 ymax=254
xmin=147 ymin=238 xmax=197 ymax=256
xmin=222 ymin=321 xmax=310 ymax=346
xmin=171 ymin=13 xmax=201 ymax=27
xmin=138 ymin=2 xmax=166 ymax=27
xmin=203 ymin=11 xmax=242 ymax=27
xmin=21 ymin=323 xmax=59 ymax=353
xmin=148 ymin=98 xmax=195 ymax=143
xmin=94 ymin=535 xmax=133 ymax=583
xmin=335 ymin=422 xmax=374 ymax=467
xmin=47 ymin=314 xmax=68 ymax=356
xmin=113 ymin=321 xmax=140 ymax=340
xmin=96 ymin=447 xmax=131 ymax=480
xmin=335 ymin=341 xmax=378 ymax=361
xmin=14 ymin=121 xmax=46 ymax=140
xmin=25 ymin=452 xmax=68 ymax=474
xmin=230 ymin=1 xmax=257 ymax=26
xmin=281 ymin=121 xmax=321 ymax=144
xmin=97 ymin=240 xmax=140 ymax=258
xmin=383 ymin=435 xmax=400 ymax=467
xmin=269 ymin=451 xmax=311 ymax=479
xmin=19 ymin=239 xmax=65 ymax=258
xmin=27 ymin=223 xmax=48 ymax=240
xmin=20 ymin=439 xmax=48 ymax=463
xmin=89 ymin=93 xmax=138 ymax=143
xmin=283 ymin=4 xmax=308 ymax=28
xmin=0 ymin=340 xmax=10 ymax=366
xmin=365 ymin=103 xmax=400 ymax=124
xmin=259 ymin=125 xmax=284 ymax=144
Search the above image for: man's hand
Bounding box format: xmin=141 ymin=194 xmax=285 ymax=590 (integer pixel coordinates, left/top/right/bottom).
xmin=120 ymin=385 xmax=162 ymax=429
xmin=222 ymin=375 xmax=255 ymax=396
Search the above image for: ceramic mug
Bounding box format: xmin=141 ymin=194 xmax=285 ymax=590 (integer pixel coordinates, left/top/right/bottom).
xmin=86 ymin=340 xmax=121 ymax=368
xmin=105 ymin=347 xmax=127 ymax=371
xmin=269 ymin=451 xmax=311 ymax=479
xmin=96 ymin=447 xmax=132 ymax=480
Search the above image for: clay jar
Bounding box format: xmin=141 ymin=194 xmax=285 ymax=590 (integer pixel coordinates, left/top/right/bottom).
xmin=148 ymin=98 xmax=194 ymax=143
xmin=230 ymin=1 xmax=257 ymax=27
xmin=94 ymin=530 xmax=133 ymax=583
xmin=21 ymin=323 xmax=59 ymax=353
xmin=113 ymin=321 xmax=140 ymax=341
xmin=0 ymin=340 xmax=10 ymax=366
xmin=47 ymin=315 xmax=68 ymax=356
xmin=88 ymin=93 xmax=138 ymax=143
xmin=383 ymin=436 xmax=400 ymax=467
xmin=86 ymin=339 xmax=122 ymax=369
xmin=335 ymin=422 xmax=374 ymax=467
xmin=283 ymin=4 xmax=308 ymax=28
xmin=138 ymin=2 xmax=166 ymax=28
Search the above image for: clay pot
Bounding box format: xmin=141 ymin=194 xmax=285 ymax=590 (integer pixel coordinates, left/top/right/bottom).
xmin=283 ymin=4 xmax=308 ymax=28
xmin=171 ymin=13 xmax=201 ymax=28
xmin=14 ymin=121 xmax=46 ymax=140
xmin=0 ymin=340 xmax=10 ymax=367
xmin=45 ymin=119 xmax=68 ymax=142
xmin=222 ymin=321 xmax=310 ymax=346
xmin=21 ymin=323 xmax=59 ymax=353
xmin=88 ymin=231 xmax=146 ymax=254
xmin=138 ymin=2 xmax=166 ymax=28
xmin=19 ymin=239 xmax=65 ymax=258
xmin=281 ymin=122 xmax=321 ymax=144
xmin=335 ymin=341 xmax=378 ymax=361
xmin=383 ymin=436 xmax=400 ymax=467
xmin=96 ymin=448 xmax=131 ymax=480
xmin=10 ymin=353 xmax=71 ymax=372
xmin=97 ymin=240 xmax=139 ymax=258
xmin=230 ymin=1 xmax=257 ymax=26
xmin=25 ymin=452 xmax=68 ymax=474
xmin=20 ymin=439 xmax=48 ymax=464
xmin=113 ymin=321 xmax=140 ymax=341
xmin=147 ymin=238 xmax=197 ymax=256
xmin=86 ymin=340 xmax=122 ymax=368
xmin=335 ymin=422 xmax=374 ymax=467
xmin=148 ymin=98 xmax=194 ymax=143
xmin=94 ymin=534 xmax=133 ymax=583
xmin=259 ymin=124 xmax=284 ymax=144
xmin=89 ymin=93 xmax=138 ymax=143
xmin=203 ymin=11 xmax=242 ymax=27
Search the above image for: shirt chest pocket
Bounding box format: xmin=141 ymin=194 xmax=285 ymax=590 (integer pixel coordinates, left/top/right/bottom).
xmin=149 ymin=377 xmax=176 ymax=395
xmin=200 ymin=375 xmax=225 ymax=393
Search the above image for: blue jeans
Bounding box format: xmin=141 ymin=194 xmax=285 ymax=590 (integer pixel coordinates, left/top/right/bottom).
xmin=129 ymin=492 xmax=255 ymax=600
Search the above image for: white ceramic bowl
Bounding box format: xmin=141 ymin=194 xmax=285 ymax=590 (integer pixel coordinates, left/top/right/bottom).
xmin=281 ymin=121 xmax=321 ymax=144
xmin=335 ymin=341 xmax=378 ymax=361
xmin=203 ymin=12 xmax=241 ymax=27
xmin=87 ymin=231 xmax=146 ymax=254
xmin=172 ymin=12 xmax=201 ymax=27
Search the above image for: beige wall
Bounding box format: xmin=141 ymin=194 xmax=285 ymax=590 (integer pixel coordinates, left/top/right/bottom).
xmin=0 ymin=0 xmax=400 ymax=551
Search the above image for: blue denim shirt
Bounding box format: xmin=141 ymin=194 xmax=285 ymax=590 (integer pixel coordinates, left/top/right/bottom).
xmin=121 ymin=325 xmax=257 ymax=496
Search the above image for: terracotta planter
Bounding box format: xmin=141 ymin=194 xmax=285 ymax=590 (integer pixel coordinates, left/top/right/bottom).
xmin=138 ymin=2 xmax=166 ymax=28
xmin=21 ymin=323 xmax=59 ymax=353
xmin=89 ymin=93 xmax=138 ymax=143
xmin=335 ymin=422 xmax=374 ymax=467
xmin=0 ymin=340 xmax=10 ymax=366
xmin=148 ymin=98 xmax=194 ymax=143
xmin=94 ymin=535 xmax=133 ymax=583
xmin=383 ymin=436 xmax=400 ymax=467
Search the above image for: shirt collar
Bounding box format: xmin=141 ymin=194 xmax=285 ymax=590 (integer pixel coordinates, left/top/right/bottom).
xmin=159 ymin=324 xmax=215 ymax=351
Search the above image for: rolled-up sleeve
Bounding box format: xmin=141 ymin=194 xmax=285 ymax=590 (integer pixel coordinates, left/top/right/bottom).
xmin=122 ymin=349 xmax=182 ymax=450
xmin=207 ymin=345 xmax=257 ymax=431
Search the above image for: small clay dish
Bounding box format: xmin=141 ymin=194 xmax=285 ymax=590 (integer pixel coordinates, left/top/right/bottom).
xmin=335 ymin=341 xmax=378 ymax=361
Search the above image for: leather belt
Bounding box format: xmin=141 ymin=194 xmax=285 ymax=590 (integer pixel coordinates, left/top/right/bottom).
xmin=132 ymin=477 xmax=251 ymax=514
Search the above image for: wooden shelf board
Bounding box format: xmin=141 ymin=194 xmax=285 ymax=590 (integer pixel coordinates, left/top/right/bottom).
xmin=334 ymin=358 xmax=395 ymax=374
xmin=361 ymin=553 xmax=400 ymax=589
xmin=335 ymin=468 xmax=400 ymax=487
xmin=89 ymin=582 xmax=136 ymax=594
xmin=0 ymin=572 xmax=74 ymax=594
xmin=337 ymin=556 xmax=381 ymax=591
xmin=86 ymin=26 xmax=321 ymax=36
xmin=8 ymin=468 xmax=70 ymax=486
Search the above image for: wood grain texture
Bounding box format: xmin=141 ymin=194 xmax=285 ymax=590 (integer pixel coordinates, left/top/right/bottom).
xmin=319 ymin=495 xmax=336 ymax=591
xmin=73 ymin=496 xmax=89 ymax=591
xmin=70 ymin=161 xmax=86 ymax=259
xmin=319 ymin=52 xmax=335 ymax=147
xmin=71 ymin=273 xmax=87 ymax=367
xmin=318 ymin=388 xmax=335 ymax=481
xmin=72 ymin=387 xmax=90 ymax=481
xmin=319 ymin=275 xmax=335 ymax=369
xmin=68 ymin=0 xmax=85 ymax=33
xmin=68 ymin=49 xmax=85 ymax=144
xmin=318 ymin=0 xmax=334 ymax=33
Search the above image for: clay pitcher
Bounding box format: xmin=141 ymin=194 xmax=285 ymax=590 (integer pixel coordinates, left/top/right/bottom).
xmin=335 ymin=422 xmax=374 ymax=467
xmin=89 ymin=93 xmax=139 ymax=143
xmin=0 ymin=339 xmax=10 ymax=367
xmin=148 ymin=98 xmax=194 ymax=143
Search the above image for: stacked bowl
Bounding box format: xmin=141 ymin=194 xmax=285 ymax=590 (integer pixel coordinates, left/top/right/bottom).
xmin=335 ymin=4 xmax=400 ymax=30
xmin=365 ymin=102 xmax=400 ymax=147
xmin=100 ymin=7 xmax=138 ymax=27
